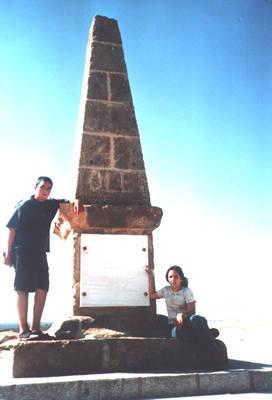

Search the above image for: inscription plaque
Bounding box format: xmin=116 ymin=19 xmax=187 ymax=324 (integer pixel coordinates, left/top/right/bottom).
xmin=80 ymin=234 xmax=150 ymax=307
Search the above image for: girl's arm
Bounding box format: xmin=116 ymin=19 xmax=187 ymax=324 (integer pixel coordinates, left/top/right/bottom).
xmin=145 ymin=265 xmax=161 ymax=300
xmin=176 ymin=301 xmax=196 ymax=329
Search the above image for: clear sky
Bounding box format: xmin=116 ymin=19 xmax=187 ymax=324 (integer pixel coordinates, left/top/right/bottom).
xmin=0 ymin=0 xmax=271 ymax=323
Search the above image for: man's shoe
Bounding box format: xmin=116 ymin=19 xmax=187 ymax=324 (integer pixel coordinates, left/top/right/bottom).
xmin=18 ymin=328 xmax=32 ymax=341
xmin=28 ymin=330 xmax=52 ymax=341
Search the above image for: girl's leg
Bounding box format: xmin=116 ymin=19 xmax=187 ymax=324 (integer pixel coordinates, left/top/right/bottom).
xmin=189 ymin=314 xmax=216 ymax=350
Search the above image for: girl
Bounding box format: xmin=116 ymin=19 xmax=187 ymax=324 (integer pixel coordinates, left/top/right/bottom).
xmin=146 ymin=265 xmax=219 ymax=351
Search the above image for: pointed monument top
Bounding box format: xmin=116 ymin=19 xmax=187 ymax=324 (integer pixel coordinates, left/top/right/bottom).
xmin=90 ymin=16 xmax=122 ymax=45
xmin=74 ymin=16 xmax=151 ymax=206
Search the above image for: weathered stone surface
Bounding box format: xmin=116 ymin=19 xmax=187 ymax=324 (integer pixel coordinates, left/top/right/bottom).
xmin=47 ymin=316 xmax=95 ymax=340
xmin=75 ymin=169 xmax=151 ymax=206
xmin=252 ymin=370 xmax=272 ymax=391
xmin=87 ymin=72 xmax=108 ymax=100
xmin=90 ymin=15 xmax=122 ymax=44
xmin=114 ymin=137 xmax=145 ymax=170
xmin=83 ymin=101 xmax=139 ymax=136
xmin=13 ymin=338 xmax=228 ymax=378
xmin=79 ymin=134 xmax=111 ymax=167
xmin=199 ymin=369 xmax=250 ymax=395
xmin=54 ymin=203 xmax=162 ymax=237
xmin=74 ymin=15 xmax=151 ymax=209
xmin=110 ymin=73 xmax=132 ymax=102
xmin=123 ymin=171 xmax=149 ymax=198
xmin=90 ymin=42 xmax=127 ymax=73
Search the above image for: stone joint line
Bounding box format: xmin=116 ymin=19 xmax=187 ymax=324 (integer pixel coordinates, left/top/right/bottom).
xmin=78 ymin=166 xmax=146 ymax=173
xmin=89 ymin=69 xmax=127 ymax=76
xmin=82 ymin=130 xmax=139 ymax=139
xmin=85 ymin=98 xmax=131 ymax=107
xmin=90 ymin=39 xmax=122 ymax=47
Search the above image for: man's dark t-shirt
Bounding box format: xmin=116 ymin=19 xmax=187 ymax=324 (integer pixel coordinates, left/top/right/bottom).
xmin=7 ymin=196 xmax=67 ymax=252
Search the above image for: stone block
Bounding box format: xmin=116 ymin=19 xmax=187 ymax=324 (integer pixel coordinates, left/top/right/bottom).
xmin=90 ymin=42 xmax=127 ymax=73
xmin=108 ymin=171 xmax=122 ymax=191
xmin=90 ymin=15 xmax=122 ymax=45
xmin=141 ymin=374 xmax=198 ymax=399
xmin=83 ymin=101 xmax=139 ymax=136
xmin=198 ymin=370 xmax=250 ymax=395
xmin=87 ymin=72 xmax=108 ymax=100
xmin=123 ymin=171 xmax=150 ymax=200
xmin=13 ymin=381 xmax=79 ymax=400
xmin=110 ymin=73 xmax=132 ymax=103
xmin=75 ymin=169 xmax=151 ymax=206
xmin=82 ymin=377 xmax=139 ymax=400
xmin=114 ymin=137 xmax=145 ymax=170
xmin=13 ymin=338 xmax=228 ymax=378
xmin=55 ymin=203 xmax=162 ymax=236
xmin=0 ymin=385 xmax=12 ymax=400
xmin=251 ymin=369 xmax=272 ymax=391
xmin=13 ymin=340 xmax=103 ymax=378
xmin=79 ymin=134 xmax=111 ymax=167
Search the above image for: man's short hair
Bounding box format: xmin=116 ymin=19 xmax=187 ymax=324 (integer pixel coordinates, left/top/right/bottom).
xmin=35 ymin=176 xmax=53 ymax=188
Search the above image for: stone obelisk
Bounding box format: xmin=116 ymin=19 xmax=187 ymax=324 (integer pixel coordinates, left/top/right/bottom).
xmin=56 ymin=15 xmax=162 ymax=320
xmin=73 ymin=15 xmax=150 ymax=206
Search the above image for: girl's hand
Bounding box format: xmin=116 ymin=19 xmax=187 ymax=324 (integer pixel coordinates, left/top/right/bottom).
xmin=175 ymin=313 xmax=185 ymax=329
xmin=145 ymin=265 xmax=152 ymax=275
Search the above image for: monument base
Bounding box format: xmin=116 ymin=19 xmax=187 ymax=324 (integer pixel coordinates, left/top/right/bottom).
xmin=13 ymin=337 xmax=228 ymax=378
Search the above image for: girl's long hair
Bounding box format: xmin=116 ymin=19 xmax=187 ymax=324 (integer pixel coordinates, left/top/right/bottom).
xmin=165 ymin=265 xmax=188 ymax=288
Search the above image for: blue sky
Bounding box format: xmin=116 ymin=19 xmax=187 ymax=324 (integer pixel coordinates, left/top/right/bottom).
xmin=0 ymin=0 xmax=271 ymax=322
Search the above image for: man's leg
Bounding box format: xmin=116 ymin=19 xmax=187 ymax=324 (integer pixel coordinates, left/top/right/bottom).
xmin=31 ymin=288 xmax=47 ymax=332
xmin=16 ymin=291 xmax=29 ymax=333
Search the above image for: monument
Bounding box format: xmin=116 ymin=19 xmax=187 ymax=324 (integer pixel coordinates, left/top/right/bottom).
xmin=55 ymin=15 xmax=162 ymax=327
xmin=12 ymin=16 xmax=228 ymax=377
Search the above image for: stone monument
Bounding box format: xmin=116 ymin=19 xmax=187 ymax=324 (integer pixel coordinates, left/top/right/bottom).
xmin=55 ymin=15 xmax=162 ymax=328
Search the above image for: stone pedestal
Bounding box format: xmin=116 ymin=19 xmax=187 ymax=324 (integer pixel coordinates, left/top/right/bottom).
xmin=13 ymin=338 xmax=228 ymax=378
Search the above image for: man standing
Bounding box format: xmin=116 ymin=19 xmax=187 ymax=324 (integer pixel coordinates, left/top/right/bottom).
xmin=3 ymin=176 xmax=80 ymax=340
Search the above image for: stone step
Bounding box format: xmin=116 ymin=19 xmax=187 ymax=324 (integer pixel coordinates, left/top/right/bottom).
xmin=1 ymin=368 xmax=272 ymax=400
xmin=12 ymin=337 xmax=228 ymax=378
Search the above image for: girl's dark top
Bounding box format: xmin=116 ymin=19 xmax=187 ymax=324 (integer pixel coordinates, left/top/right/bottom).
xmin=6 ymin=196 xmax=67 ymax=252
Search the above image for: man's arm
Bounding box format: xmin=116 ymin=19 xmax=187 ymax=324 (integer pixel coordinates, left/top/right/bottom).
xmin=59 ymin=199 xmax=82 ymax=215
xmin=3 ymin=227 xmax=16 ymax=266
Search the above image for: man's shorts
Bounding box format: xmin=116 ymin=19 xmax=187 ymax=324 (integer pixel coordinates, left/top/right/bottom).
xmin=12 ymin=249 xmax=49 ymax=292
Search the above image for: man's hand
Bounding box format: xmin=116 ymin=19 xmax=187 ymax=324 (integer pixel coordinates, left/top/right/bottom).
xmin=73 ymin=199 xmax=83 ymax=215
xmin=3 ymin=251 xmax=13 ymax=267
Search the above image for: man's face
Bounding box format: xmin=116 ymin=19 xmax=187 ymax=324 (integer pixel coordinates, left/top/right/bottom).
xmin=34 ymin=180 xmax=52 ymax=202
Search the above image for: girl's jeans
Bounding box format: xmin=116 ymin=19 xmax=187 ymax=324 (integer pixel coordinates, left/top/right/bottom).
xmin=171 ymin=314 xmax=215 ymax=350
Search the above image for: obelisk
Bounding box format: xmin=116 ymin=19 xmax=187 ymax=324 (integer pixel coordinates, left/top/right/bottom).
xmin=73 ymin=15 xmax=150 ymax=206
xmin=56 ymin=16 xmax=162 ymax=320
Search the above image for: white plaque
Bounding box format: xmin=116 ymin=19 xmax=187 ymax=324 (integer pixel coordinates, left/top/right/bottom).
xmin=80 ymin=234 xmax=150 ymax=307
